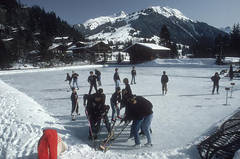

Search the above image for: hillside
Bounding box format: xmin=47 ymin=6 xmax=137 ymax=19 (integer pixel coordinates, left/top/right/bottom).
xmin=75 ymin=6 xmax=226 ymax=45
xmin=0 ymin=0 xmax=84 ymax=68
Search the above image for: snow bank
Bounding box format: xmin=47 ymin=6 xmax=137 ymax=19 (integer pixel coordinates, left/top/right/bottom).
xmin=139 ymin=58 xmax=217 ymax=67
xmin=0 ymin=80 xmax=64 ymax=158
xmin=0 ymin=64 xmax=103 ymax=75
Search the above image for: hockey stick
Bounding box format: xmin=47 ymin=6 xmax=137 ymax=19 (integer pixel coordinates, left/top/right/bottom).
xmin=83 ymin=104 xmax=96 ymax=149
xmin=99 ymin=121 xmax=130 ymax=152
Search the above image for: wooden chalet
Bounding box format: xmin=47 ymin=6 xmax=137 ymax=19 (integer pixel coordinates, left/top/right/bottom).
xmin=124 ymin=43 xmax=171 ymax=63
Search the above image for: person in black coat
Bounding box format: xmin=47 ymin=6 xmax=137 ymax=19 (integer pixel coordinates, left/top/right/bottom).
xmin=71 ymin=87 xmax=79 ymax=116
xmin=110 ymin=87 xmax=121 ymax=121
xmin=131 ymin=66 xmax=136 ymax=84
xmin=113 ymin=68 xmax=121 ymax=89
xmin=88 ymin=71 xmax=98 ymax=94
xmin=83 ymin=88 xmax=111 ymax=139
xmin=123 ymin=95 xmax=153 ymax=147
xmin=123 ymin=78 xmax=132 ymax=96
xmin=71 ymin=71 xmax=79 ymax=89
xmin=211 ymin=72 xmax=220 ymax=94
xmin=229 ymin=64 xmax=234 ymax=80
xmin=95 ymin=69 xmax=102 ymax=86
xmin=161 ymin=71 xmax=169 ymax=95
xmin=65 ymin=73 xmax=72 ymax=87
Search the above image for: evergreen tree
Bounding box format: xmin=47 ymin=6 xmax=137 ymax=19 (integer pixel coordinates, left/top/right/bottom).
xmin=230 ymin=23 xmax=240 ymax=56
xmin=0 ymin=40 xmax=11 ymax=69
xmin=159 ymin=25 xmax=170 ymax=47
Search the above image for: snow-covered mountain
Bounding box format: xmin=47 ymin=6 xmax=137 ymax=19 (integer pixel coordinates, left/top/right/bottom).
xmin=74 ymin=6 xmax=226 ymax=44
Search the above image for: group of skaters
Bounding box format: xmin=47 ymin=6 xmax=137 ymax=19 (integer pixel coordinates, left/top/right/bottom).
xmin=66 ymin=66 xmax=158 ymax=148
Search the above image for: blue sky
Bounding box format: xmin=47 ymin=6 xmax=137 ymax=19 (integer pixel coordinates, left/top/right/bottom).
xmin=21 ymin=0 xmax=240 ymax=28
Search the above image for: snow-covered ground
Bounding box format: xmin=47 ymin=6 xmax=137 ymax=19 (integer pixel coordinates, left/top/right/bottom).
xmin=0 ymin=58 xmax=239 ymax=159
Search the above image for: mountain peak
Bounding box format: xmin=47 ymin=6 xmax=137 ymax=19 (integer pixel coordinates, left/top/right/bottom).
xmin=148 ymin=6 xmax=191 ymax=21
xmin=113 ymin=11 xmax=127 ymax=18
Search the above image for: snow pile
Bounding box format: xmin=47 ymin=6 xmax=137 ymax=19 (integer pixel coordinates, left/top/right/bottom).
xmin=0 ymin=80 xmax=63 ymax=158
xmin=223 ymin=57 xmax=240 ymax=64
xmin=139 ymin=58 xmax=217 ymax=67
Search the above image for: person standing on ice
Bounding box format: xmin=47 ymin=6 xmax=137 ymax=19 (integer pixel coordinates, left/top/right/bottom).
xmin=65 ymin=73 xmax=72 ymax=87
xmin=110 ymin=87 xmax=121 ymax=122
xmin=38 ymin=129 xmax=67 ymax=159
xmin=71 ymin=71 xmax=79 ymax=89
xmin=211 ymin=72 xmax=220 ymax=94
xmin=229 ymin=64 xmax=234 ymax=80
xmin=88 ymin=71 xmax=98 ymax=94
xmin=83 ymin=88 xmax=111 ymax=139
xmin=161 ymin=71 xmax=169 ymax=95
xmin=71 ymin=87 xmax=79 ymax=116
xmin=122 ymin=95 xmax=153 ymax=148
xmin=123 ymin=78 xmax=132 ymax=96
xmin=131 ymin=66 xmax=136 ymax=84
xmin=113 ymin=68 xmax=121 ymax=89
xmin=95 ymin=69 xmax=102 ymax=86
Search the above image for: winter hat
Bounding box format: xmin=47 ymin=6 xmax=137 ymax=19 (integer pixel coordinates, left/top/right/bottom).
xmin=123 ymin=78 xmax=129 ymax=84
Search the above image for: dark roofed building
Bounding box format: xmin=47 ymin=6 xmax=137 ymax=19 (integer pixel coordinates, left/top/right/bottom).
xmin=125 ymin=43 xmax=171 ymax=63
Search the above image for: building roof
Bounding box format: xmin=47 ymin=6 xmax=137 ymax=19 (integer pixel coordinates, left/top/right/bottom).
xmin=124 ymin=42 xmax=170 ymax=51
xmin=137 ymin=43 xmax=170 ymax=50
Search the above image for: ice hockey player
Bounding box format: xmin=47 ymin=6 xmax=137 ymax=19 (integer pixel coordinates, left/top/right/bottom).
xmin=161 ymin=71 xmax=169 ymax=95
xmin=71 ymin=87 xmax=79 ymax=119
xmin=71 ymin=71 xmax=79 ymax=89
xmin=229 ymin=64 xmax=234 ymax=80
xmin=110 ymin=87 xmax=121 ymax=122
xmin=113 ymin=68 xmax=121 ymax=89
xmin=123 ymin=78 xmax=132 ymax=96
xmin=65 ymin=73 xmax=72 ymax=87
xmin=122 ymin=95 xmax=153 ymax=148
xmin=211 ymin=72 xmax=220 ymax=94
xmin=95 ymin=69 xmax=102 ymax=86
xmin=88 ymin=71 xmax=98 ymax=94
xmin=38 ymin=129 xmax=67 ymax=159
xmin=131 ymin=66 xmax=136 ymax=84
xmin=83 ymin=88 xmax=111 ymax=139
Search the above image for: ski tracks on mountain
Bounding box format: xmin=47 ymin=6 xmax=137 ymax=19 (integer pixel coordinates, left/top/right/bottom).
xmin=0 ymin=83 xmax=41 ymax=159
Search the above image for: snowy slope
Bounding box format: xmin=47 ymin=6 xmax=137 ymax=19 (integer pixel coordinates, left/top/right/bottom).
xmin=75 ymin=6 xmax=225 ymax=44
xmin=1 ymin=59 xmax=240 ymax=159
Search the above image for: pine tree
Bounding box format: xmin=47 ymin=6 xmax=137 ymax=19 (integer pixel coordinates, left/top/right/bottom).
xmin=0 ymin=40 xmax=11 ymax=69
xmin=159 ymin=25 xmax=170 ymax=47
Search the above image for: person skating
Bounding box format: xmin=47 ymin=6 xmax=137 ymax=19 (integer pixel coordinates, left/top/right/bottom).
xmin=110 ymin=87 xmax=121 ymax=122
xmin=161 ymin=71 xmax=169 ymax=95
xmin=122 ymin=95 xmax=153 ymax=148
xmin=65 ymin=73 xmax=72 ymax=87
xmin=88 ymin=71 xmax=98 ymax=94
xmin=71 ymin=87 xmax=79 ymax=119
xmin=113 ymin=68 xmax=121 ymax=89
xmin=229 ymin=64 xmax=234 ymax=80
xmin=83 ymin=88 xmax=111 ymax=139
xmin=211 ymin=72 xmax=220 ymax=94
xmin=131 ymin=66 xmax=136 ymax=84
xmin=71 ymin=71 xmax=79 ymax=89
xmin=95 ymin=69 xmax=102 ymax=86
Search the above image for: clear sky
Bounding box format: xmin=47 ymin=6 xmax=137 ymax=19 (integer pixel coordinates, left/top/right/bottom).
xmin=20 ymin=0 xmax=240 ymax=28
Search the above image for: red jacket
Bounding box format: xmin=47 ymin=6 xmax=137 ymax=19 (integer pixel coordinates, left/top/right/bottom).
xmin=38 ymin=129 xmax=58 ymax=159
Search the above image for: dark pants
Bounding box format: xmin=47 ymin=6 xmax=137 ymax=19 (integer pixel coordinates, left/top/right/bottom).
xmin=89 ymin=115 xmax=111 ymax=138
xmin=131 ymin=75 xmax=136 ymax=84
xmin=212 ymin=83 xmax=219 ymax=94
xmin=89 ymin=83 xmax=97 ymax=94
xmin=71 ymin=102 xmax=79 ymax=114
